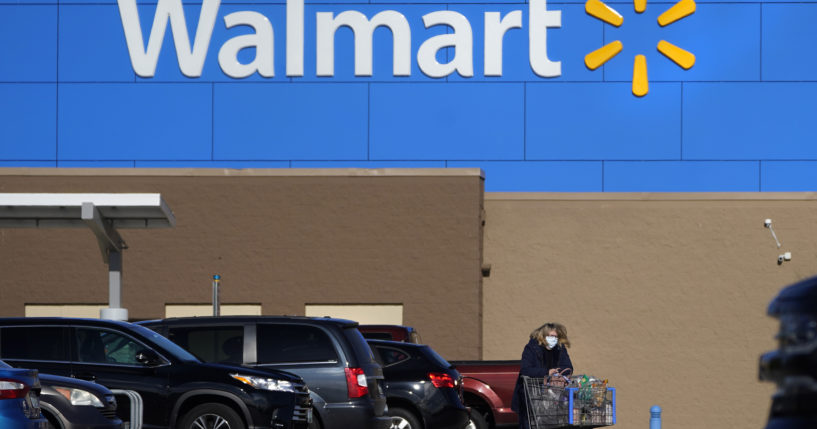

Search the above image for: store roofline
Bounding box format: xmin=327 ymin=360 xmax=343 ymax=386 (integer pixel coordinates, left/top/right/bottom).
xmin=486 ymin=192 xmax=817 ymax=201
xmin=0 ymin=167 xmax=485 ymax=179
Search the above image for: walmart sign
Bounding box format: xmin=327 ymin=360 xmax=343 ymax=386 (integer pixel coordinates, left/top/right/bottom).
xmin=1 ymin=0 xmax=816 ymax=192
xmin=118 ymin=0 xmax=562 ymax=78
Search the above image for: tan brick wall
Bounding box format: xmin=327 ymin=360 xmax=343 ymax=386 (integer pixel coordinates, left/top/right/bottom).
xmin=481 ymin=193 xmax=817 ymax=429
xmin=0 ymin=168 xmax=485 ymax=360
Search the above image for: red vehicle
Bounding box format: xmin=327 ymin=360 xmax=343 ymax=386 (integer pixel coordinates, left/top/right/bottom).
xmin=359 ymin=325 xmax=422 ymax=344
xmin=358 ymin=325 xmax=520 ymax=429
xmin=448 ymin=360 xmax=519 ymax=429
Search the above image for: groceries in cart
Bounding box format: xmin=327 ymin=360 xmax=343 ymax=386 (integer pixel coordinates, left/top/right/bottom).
xmin=522 ymin=372 xmax=616 ymax=428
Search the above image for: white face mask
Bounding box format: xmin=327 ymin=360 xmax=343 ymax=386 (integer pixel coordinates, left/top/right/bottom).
xmin=545 ymin=336 xmax=559 ymax=349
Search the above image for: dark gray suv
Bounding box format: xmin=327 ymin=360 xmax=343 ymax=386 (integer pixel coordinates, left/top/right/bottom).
xmin=139 ymin=316 xmax=391 ymax=429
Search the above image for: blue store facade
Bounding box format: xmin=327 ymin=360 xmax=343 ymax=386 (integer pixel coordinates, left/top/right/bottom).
xmin=0 ymin=0 xmax=815 ymax=191
xmin=1 ymin=3 xmax=815 ymax=425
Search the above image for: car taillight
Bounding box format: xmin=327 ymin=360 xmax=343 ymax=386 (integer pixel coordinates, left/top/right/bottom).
xmin=428 ymin=372 xmax=456 ymax=389
xmin=344 ymin=368 xmax=369 ymax=398
xmin=0 ymin=380 xmax=30 ymax=400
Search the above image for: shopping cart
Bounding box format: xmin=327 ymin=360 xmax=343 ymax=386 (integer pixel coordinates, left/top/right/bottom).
xmin=522 ymin=376 xmax=616 ymax=428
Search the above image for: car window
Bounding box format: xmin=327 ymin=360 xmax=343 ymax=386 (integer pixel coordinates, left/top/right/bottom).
xmin=168 ymin=326 xmax=244 ymax=364
xmin=75 ymin=328 xmax=146 ymax=365
xmin=374 ymin=346 xmax=411 ymax=367
xmin=0 ymin=327 xmax=69 ymax=361
xmin=361 ymin=332 xmax=393 ymax=341
xmin=257 ymin=324 xmax=338 ymax=364
xmin=128 ymin=324 xmax=199 ymax=363
xmin=343 ymin=327 xmax=376 ymax=364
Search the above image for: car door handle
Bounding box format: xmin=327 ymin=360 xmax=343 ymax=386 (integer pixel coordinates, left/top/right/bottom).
xmin=74 ymin=373 xmax=96 ymax=382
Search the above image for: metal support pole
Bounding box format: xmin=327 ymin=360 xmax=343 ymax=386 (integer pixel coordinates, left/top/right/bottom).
xmin=212 ymin=275 xmax=221 ymax=316
xmin=100 ymin=249 xmax=128 ymax=320
xmin=108 ymin=250 xmax=122 ymax=309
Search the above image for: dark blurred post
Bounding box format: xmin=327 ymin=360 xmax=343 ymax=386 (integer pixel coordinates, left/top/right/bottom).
xmin=759 ymin=275 xmax=817 ymax=428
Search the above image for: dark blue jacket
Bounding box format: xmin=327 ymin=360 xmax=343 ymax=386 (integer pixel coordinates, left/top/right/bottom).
xmin=510 ymin=338 xmax=573 ymax=413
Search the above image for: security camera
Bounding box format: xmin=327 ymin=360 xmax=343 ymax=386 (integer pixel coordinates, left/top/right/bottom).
xmin=765 ymin=219 xmax=782 ymax=248
xmin=778 ymin=252 xmax=792 ymax=265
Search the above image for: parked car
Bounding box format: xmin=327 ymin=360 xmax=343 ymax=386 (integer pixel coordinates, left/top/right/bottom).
xmin=358 ymin=324 xmax=520 ymax=429
xmin=138 ymin=316 xmax=392 ymax=429
xmin=38 ymin=372 xmax=122 ymax=429
xmin=0 ymin=317 xmax=312 ymax=429
xmin=366 ymin=339 xmax=469 ymax=429
xmin=359 ymin=325 xmax=422 ymax=344
xmin=0 ymin=359 xmax=48 ymax=428
xmin=447 ymin=361 xmax=519 ymax=429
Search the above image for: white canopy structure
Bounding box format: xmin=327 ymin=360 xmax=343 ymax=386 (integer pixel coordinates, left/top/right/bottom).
xmin=0 ymin=193 xmax=176 ymax=321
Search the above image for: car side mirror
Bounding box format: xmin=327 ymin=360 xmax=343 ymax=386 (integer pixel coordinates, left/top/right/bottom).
xmin=135 ymin=349 xmax=164 ymax=367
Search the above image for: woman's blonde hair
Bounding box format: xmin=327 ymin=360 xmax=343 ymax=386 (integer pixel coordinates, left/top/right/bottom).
xmin=530 ymin=323 xmax=570 ymax=348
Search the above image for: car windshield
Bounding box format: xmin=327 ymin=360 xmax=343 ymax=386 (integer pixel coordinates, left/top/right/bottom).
xmin=0 ymin=360 xmax=10 ymax=369
xmin=129 ymin=324 xmax=200 ymax=363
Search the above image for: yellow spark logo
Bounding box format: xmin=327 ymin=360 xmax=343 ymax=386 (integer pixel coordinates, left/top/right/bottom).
xmin=584 ymin=0 xmax=696 ymax=97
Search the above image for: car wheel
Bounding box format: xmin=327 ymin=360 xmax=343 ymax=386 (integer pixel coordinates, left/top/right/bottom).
xmin=178 ymin=403 xmax=245 ymax=429
xmin=467 ymin=409 xmax=488 ymax=429
xmin=42 ymin=410 xmax=64 ymax=429
xmin=307 ymin=415 xmax=322 ymax=429
xmin=390 ymin=406 xmax=422 ymax=429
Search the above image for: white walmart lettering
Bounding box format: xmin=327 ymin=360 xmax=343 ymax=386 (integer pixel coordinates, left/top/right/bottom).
xmin=116 ymin=0 xmax=562 ymax=78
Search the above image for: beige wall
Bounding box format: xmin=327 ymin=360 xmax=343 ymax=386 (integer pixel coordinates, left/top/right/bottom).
xmin=25 ymin=304 xmax=107 ymax=318
xmin=481 ymin=193 xmax=817 ymax=429
xmin=0 ymin=168 xmax=485 ymax=359
xmin=305 ymin=304 xmax=404 ymax=325
xmin=165 ymin=304 xmax=263 ymax=317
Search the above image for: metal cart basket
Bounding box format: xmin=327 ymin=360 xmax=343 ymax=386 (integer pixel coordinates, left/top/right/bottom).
xmin=522 ymin=376 xmax=616 ymax=428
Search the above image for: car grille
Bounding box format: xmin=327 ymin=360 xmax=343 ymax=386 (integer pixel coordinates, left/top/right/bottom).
xmin=99 ymin=407 xmax=119 ymax=420
xmin=100 ymin=395 xmax=118 ymax=420
xmin=292 ymin=404 xmax=311 ymax=421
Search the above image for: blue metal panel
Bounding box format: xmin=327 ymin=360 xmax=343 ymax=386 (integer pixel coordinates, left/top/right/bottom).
xmin=604 ymin=161 xmax=759 ymax=191
xmin=0 ymin=6 xmax=57 ymax=82
xmin=448 ymin=4 xmax=603 ymax=82
xmin=1 ymin=0 xmax=815 ymax=192
xmin=762 ymin=4 xmax=817 ymax=81
xmin=370 ymin=83 xmax=524 ymax=160
xmin=526 ymin=82 xmax=681 ymax=160
xmin=59 ymin=6 xmax=137 ymax=82
xmin=761 ymin=162 xmax=817 ymax=191
xmin=58 ymin=161 xmax=136 ymax=167
xmin=292 ymin=161 xmax=446 ymax=167
xmin=0 ymin=0 xmax=56 ymax=4
xmin=683 ymin=83 xmax=817 ymax=160
xmin=0 ymin=161 xmax=57 ymax=167
xmin=136 ymin=160 xmax=290 ymax=167
xmin=447 ymin=161 xmax=602 ymax=191
xmin=603 ymin=4 xmax=760 ymax=82
xmin=299 ymin=5 xmax=448 ymax=82
xmin=213 ymin=83 xmax=368 ymax=160
xmin=0 ymin=84 xmax=56 ymax=160
xmin=58 ymin=83 xmax=212 ymax=160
